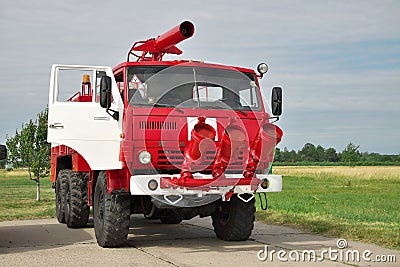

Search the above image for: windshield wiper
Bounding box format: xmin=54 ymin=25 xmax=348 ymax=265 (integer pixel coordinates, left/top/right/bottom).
xmin=131 ymin=102 xmax=184 ymax=113
xmin=153 ymin=103 xmax=184 ymax=113
xmin=193 ymin=105 xmax=247 ymax=116
xmin=194 ymin=105 xmax=225 ymax=110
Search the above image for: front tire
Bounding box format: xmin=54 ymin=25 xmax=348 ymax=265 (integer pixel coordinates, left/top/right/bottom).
xmin=211 ymin=194 xmax=255 ymax=241
xmin=63 ymin=171 xmax=90 ymax=228
xmin=94 ymin=171 xmax=130 ymax=247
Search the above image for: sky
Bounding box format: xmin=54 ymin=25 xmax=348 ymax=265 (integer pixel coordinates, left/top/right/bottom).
xmin=0 ymin=0 xmax=399 ymax=154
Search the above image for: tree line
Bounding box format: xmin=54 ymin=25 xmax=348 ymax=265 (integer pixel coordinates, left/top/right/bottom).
xmin=274 ymin=142 xmax=400 ymax=165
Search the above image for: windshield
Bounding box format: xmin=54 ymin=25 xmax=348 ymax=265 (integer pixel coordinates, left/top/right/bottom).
xmin=127 ymin=65 xmax=262 ymax=111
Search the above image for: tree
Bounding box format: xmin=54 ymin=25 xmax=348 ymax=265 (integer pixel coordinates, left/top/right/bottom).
xmin=325 ymin=147 xmax=339 ymax=162
xmin=274 ymin=147 xmax=282 ymax=162
xmin=342 ymin=142 xmax=360 ymax=166
xmin=287 ymin=149 xmax=298 ymax=162
xmin=31 ymin=109 xmax=51 ymax=201
xmin=19 ymin=119 xmax=36 ymax=174
xmin=316 ymin=145 xmax=325 ymax=162
xmin=277 ymin=147 xmax=298 ymax=162
xmin=298 ymin=143 xmax=317 ymax=162
xmin=5 ymin=129 xmax=21 ymax=168
xmin=6 ymin=108 xmax=50 ymax=201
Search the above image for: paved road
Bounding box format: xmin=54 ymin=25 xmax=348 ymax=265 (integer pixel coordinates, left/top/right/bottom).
xmin=0 ymin=216 xmax=398 ymax=266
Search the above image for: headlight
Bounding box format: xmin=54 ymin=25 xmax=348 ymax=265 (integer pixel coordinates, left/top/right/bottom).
xmin=138 ymin=150 xmax=152 ymax=165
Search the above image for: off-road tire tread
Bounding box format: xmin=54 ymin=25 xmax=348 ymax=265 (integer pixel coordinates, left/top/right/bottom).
xmin=55 ymin=171 xmax=67 ymax=223
xmin=64 ymin=170 xmax=89 ymax=228
xmin=94 ymin=171 xmax=130 ymax=248
xmin=211 ymin=194 xmax=255 ymax=241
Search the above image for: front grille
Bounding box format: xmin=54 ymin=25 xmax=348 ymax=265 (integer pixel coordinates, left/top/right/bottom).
xmin=139 ymin=121 xmax=177 ymax=130
xmin=157 ymin=149 xmax=185 ymax=166
xmin=156 ymin=149 xmax=245 ymax=168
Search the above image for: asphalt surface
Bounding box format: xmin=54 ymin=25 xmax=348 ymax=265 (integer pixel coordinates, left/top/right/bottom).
xmin=0 ymin=216 xmax=398 ymax=267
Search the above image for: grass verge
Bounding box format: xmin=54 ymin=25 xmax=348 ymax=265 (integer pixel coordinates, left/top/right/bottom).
xmin=0 ymin=169 xmax=55 ymax=222
xmin=256 ymin=166 xmax=400 ymax=249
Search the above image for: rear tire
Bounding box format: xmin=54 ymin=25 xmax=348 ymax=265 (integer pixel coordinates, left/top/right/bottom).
xmin=211 ymin=194 xmax=255 ymax=241
xmin=64 ymin=171 xmax=90 ymax=228
xmin=55 ymin=171 xmax=66 ymax=223
xmin=94 ymin=171 xmax=130 ymax=247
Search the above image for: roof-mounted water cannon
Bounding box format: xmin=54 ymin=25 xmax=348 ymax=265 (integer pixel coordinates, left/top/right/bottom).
xmin=128 ymin=21 xmax=195 ymax=62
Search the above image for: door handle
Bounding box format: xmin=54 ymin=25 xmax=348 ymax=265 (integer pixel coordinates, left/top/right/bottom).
xmin=94 ymin=117 xmax=110 ymax=121
xmin=49 ymin=123 xmax=64 ymax=129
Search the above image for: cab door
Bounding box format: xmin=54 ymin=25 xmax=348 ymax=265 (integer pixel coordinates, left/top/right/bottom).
xmin=47 ymin=65 xmax=123 ymax=170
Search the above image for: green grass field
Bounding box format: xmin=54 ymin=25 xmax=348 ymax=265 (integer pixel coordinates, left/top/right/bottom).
xmin=1 ymin=167 xmax=399 ymax=249
xmin=256 ymin=166 xmax=400 ymax=249
xmin=0 ymin=169 xmax=55 ymax=221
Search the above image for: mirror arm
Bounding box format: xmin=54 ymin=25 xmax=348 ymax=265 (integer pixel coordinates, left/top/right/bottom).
xmin=269 ymin=116 xmax=280 ymax=123
xmin=106 ymin=108 xmax=119 ymax=121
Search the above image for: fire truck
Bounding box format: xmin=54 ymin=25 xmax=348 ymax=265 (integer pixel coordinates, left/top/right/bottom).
xmin=47 ymin=21 xmax=283 ymax=247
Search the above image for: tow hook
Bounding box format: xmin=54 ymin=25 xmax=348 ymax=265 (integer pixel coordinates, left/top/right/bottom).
xmin=237 ymin=193 xmax=254 ymax=203
xmin=163 ymin=194 xmax=183 ymax=205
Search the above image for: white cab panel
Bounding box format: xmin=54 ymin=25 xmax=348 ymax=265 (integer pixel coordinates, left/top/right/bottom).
xmin=47 ymin=65 xmax=123 ymax=170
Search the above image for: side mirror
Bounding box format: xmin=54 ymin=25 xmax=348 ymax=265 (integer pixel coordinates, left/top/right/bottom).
xmin=0 ymin=145 xmax=7 ymax=160
xmin=100 ymin=76 xmax=112 ymax=109
xmin=271 ymin=87 xmax=282 ymax=116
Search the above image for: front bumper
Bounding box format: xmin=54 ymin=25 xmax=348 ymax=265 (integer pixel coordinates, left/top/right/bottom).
xmin=130 ymin=173 xmax=282 ymax=196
